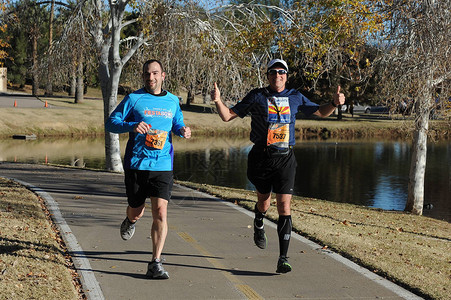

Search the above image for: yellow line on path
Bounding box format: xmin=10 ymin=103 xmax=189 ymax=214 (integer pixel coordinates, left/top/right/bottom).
xmin=177 ymin=231 xmax=263 ymax=300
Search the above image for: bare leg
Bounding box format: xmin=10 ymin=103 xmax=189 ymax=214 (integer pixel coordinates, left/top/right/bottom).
xmin=256 ymin=191 xmax=272 ymax=213
xmin=275 ymin=193 xmax=291 ymax=216
xmin=150 ymin=197 xmax=168 ymax=260
xmin=126 ymin=203 xmax=146 ymax=223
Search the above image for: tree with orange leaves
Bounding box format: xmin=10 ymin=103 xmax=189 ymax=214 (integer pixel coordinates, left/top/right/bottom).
xmin=0 ymin=0 xmax=10 ymax=67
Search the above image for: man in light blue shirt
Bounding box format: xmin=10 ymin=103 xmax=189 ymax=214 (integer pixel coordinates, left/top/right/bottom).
xmin=106 ymin=59 xmax=191 ymax=279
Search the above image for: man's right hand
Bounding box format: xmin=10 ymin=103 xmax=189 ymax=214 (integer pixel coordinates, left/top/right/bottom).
xmin=134 ymin=121 xmax=150 ymax=134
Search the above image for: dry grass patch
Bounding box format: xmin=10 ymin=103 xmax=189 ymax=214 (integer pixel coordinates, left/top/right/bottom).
xmin=0 ymin=178 xmax=80 ymax=300
xmin=0 ymin=106 xmax=104 ymax=137
xmin=176 ymin=181 xmax=451 ymax=300
xmin=2 ymin=87 xmax=450 ymax=139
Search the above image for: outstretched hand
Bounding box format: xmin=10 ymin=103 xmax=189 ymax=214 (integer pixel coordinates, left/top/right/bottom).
xmin=333 ymin=86 xmax=345 ymax=106
xmin=211 ymin=82 xmax=221 ymax=103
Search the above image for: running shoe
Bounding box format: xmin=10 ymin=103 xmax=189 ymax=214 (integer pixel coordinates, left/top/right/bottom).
xmin=120 ymin=217 xmax=135 ymax=240
xmin=253 ymin=218 xmax=267 ymax=249
xmin=146 ymin=258 xmax=169 ymax=279
xmin=276 ymin=256 xmax=292 ymax=273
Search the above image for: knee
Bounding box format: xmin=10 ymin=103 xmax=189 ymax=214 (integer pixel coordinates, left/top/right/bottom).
xmin=257 ymin=193 xmax=271 ymax=212
xmin=276 ymin=201 xmax=291 ymax=215
xmin=259 ymin=201 xmax=271 ymax=213
xmin=152 ymin=207 xmax=167 ymax=222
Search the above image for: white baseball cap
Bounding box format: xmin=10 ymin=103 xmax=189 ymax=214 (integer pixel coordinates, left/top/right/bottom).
xmin=267 ymin=59 xmax=288 ymax=72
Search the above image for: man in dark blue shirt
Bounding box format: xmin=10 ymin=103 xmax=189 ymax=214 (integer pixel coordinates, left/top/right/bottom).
xmin=211 ymin=58 xmax=345 ymax=273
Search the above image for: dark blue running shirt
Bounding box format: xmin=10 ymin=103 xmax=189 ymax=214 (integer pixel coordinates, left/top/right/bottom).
xmin=231 ymin=87 xmax=319 ymax=147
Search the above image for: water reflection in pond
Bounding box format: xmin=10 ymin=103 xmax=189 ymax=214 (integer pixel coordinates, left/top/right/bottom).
xmin=0 ymin=136 xmax=449 ymax=222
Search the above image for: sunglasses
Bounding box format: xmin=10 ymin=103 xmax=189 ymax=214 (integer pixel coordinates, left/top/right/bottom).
xmin=268 ymin=69 xmax=288 ymax=75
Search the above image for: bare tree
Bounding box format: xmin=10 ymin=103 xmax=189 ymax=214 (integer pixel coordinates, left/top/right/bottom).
xmin=378 ymin=0 xmax=451 ymax=215
xmin=44 ymin=0 xmax=55 ymax=96
xmin=47 ymin=0 xmax=89 ymax=104
xmin=84 ymin=0 xmax=150 ymax=172
xmin=78 ymin=0 xmax=284 ymax=171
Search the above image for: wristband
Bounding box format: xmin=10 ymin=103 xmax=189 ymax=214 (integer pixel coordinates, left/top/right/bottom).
xmin=330 ymin=100 xmax=338 ymax=107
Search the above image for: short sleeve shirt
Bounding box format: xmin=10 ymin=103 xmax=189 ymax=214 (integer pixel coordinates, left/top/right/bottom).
xmin=231 ymin=87 xmax=319 ymax=147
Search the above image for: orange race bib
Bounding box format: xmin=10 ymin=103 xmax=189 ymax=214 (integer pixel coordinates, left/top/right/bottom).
xmin=267 ymin=123 xmax=289 ymax=148
xmin=145 ymin=129 xmax=168 ymax=150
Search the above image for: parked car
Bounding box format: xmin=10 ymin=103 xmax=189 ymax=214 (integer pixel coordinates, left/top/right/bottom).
xmin=369 ymin=105 xmax=390 ymax=114
xmin=341 ymin=101 xmax=371 ymax=114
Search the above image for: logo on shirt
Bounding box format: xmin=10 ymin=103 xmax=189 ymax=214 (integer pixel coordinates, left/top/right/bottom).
xmin=144 ymin=108 xmax=173 ymax=119
xmin=267 ymin=97 xmax=290 ymax=123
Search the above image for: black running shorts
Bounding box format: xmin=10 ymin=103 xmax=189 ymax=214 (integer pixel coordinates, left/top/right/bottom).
xmin=124 ymin=169 xmax=173 ymax=207
xmin=247 ymin=146 xmax=297 ymax=195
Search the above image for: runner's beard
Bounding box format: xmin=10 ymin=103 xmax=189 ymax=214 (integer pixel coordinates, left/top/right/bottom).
xmin=146 ymin=81 xmax=159 ymax=93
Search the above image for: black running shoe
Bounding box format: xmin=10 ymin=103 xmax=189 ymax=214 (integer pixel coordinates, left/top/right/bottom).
xmin=146 ymin=258 xmax=169 ymax=279
xmin=276 ymin=256 xmax=292 ymax=273
xmin=253 ymin=219 xmax=267 ymax=249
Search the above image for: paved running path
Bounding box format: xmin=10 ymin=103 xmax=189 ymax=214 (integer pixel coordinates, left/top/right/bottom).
xmin=0 ymin=92 xmax=51 ymax=108
xmin=0 ymin=163 xmax=422 ymax=300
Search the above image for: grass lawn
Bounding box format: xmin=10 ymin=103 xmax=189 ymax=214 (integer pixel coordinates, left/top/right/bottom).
xmin=1 ymin=88 xmax=450 ymax=139
xmin=0 ymin=178 xmax=81 ymax=299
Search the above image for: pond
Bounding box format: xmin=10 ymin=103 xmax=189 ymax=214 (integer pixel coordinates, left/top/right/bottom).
xmin=0 ymin=136 xmax=449 ymax=222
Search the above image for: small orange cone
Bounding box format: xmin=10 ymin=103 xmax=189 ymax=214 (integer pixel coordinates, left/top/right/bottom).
xmin=44 ymin=101 xmax=48 ymax=108
xmin=14 ymin=100 xmax=17 ymax=107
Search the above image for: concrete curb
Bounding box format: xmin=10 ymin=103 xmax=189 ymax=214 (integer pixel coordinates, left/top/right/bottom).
xmin=8 ymin=177 xmax=105 ymax=300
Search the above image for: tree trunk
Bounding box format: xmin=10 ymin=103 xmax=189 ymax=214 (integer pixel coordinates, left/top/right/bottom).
xmin=337 ymin=105 xmax=343 ymax=120
xmin=101 ymin=60 xmax=124 ymax=172
xmin=45 ymin=0 xmax=55 ymax=96
xmin=69 ymin=74 xmax=76 ymax=96
xmin=75 ymin=59 xmax=84 ymax=103
xmin=187 ymin=88 xmax=194 ymax=106
xmin=405 ymin=89 xmax=430 ymax=215
xmin=45 ymin=65 xmax=53 ymax=95
xmin=69 ymin=60 xmax=76 ymax=96
xmin=31 ymin=29 xmax=39 ymax=96
xmin=91 ymin=0 xmax=145 ymax=172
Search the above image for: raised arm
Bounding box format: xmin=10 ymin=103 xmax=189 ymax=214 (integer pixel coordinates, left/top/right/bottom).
xmin=314 ymin=86 xmax=346 ymax=118
xmin=211 ymin=82 xmax=238 ymax=122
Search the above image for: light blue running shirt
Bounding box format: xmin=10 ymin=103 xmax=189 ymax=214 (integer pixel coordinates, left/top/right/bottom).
xmin=105 ymin=88 xmax=186 ymax=171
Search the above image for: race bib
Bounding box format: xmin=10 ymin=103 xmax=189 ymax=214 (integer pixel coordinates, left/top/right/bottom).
xmin=145 ymin=129 xmax=168 ymax=150
xmin=267 ymin=123 xmax=289 ymax=148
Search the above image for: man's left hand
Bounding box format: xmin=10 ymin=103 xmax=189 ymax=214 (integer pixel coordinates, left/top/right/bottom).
xmin=181 ymin=126 xmax=191 ymax=139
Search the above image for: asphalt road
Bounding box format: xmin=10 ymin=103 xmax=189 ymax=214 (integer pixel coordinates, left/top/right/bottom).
xmin=0 ymin=91 xmax=51 ymax=108
xmin=0 ymin=162 xmax=422 ymax=300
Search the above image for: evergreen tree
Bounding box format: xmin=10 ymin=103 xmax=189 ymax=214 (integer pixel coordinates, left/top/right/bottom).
xmin=4 ymin=0 xmax=49 ymax=89
xmin=5 ymin=30 xmax=27 ymax=85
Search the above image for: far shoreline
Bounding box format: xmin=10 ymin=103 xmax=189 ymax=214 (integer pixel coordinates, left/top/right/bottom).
xmin=1 ymin=88 xmax=450 ymax=140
